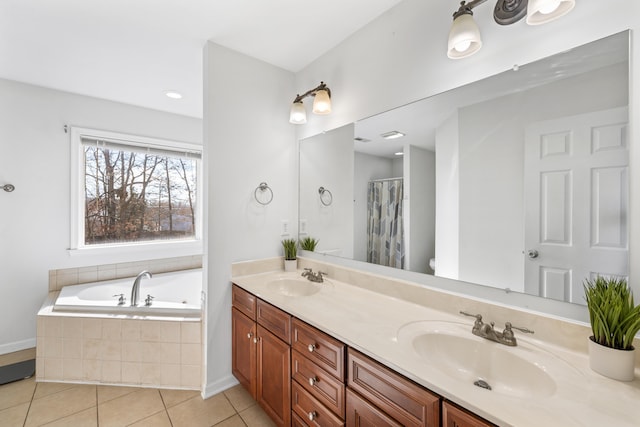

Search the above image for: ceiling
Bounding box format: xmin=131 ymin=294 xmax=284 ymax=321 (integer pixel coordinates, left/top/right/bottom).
xmin=0 ymin=0 xmax=403 ymax=118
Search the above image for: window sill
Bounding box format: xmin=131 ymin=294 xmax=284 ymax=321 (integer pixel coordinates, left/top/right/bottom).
xmin=67 ymin=239 xmax=204 ymax=260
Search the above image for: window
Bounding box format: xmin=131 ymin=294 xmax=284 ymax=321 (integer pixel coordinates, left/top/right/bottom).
xmin=70 ymin=127 xmax=202 ymax=251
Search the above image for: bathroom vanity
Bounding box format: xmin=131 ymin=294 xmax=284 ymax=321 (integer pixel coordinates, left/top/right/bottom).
xmin=231 ymin=257 xmax=640 ymax=427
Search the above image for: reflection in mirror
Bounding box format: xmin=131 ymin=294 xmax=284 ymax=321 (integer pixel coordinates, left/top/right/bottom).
xmin=299 ymin=31 xmax=630 ymax=308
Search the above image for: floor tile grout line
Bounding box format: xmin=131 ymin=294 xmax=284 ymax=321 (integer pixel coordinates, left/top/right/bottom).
xmin=22 ymin=376 xmax=37 ymax=427
xmin=95 ymin=385 xmax=99 ymax=426
xmin=157 ymin=389 xmax=175 ymax=427
xmin=219 ymin=391 xmax=249 ymax=427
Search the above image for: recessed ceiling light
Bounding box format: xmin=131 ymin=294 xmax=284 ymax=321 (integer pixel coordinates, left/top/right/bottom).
xmin=381 ymin=130 xmax=405 ymax=139
xmin=164 ymin=90 xmax=183 ymax=99
xmin=394 ymin=151 xmax=404 ymax=156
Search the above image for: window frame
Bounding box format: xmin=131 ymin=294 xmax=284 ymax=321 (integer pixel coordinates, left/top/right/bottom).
xmin=69 ymin=126 xmax=203 ymax=255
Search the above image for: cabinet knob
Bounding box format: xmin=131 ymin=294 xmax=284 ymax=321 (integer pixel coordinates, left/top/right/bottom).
xmin=253 ymin=337 xmax=259 ymax=344
xmin=308 ymin=411 xmax=317 ymax=421
xmin=308 ymin=344 xmax=316 ymax=353
xmin=247 ymin=332 xmax=253 ymax=339
xmin=308 ymin=376 xmax=318 ymax=387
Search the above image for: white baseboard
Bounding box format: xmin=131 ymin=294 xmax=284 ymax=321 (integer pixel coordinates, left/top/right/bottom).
xmin=0 ymin=338 xmax=36 ymax=356
xmin=202 ymin=374 xmax=239 ymax=399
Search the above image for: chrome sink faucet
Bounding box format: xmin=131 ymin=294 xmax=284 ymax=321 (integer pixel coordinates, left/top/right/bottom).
xmin=460 ymin=311 xmax=534 ymax=346
xmin=301 ymin=268 xmax=326 ymax=283
xmin=131 ymin=270 xmax=152 ymax=306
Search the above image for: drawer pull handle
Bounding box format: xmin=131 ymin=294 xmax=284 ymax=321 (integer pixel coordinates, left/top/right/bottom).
xmin=308 ymin=344 xmax=316 ymax=352
xmin=308 ymin=411 xmax=317 ymax=421
xmin=247 ymin=332 xmax=253 ymax=339
xmin=309 ymin=376 xmax=318 ymax=386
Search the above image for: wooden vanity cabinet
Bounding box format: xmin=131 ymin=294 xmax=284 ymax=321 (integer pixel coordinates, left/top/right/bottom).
xmin=232 ymin=285 xmax=498 ymax=427
xmin=231 ymin=284 xmax=291 ymax=427
xmin=442 ymin=401 xmax=496 ymax=427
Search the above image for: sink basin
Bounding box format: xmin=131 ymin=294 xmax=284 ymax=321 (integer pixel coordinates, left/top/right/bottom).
xmin=266 ymin=278 xmax=321 ymax=297
xmin=397 ymin=321 xmax=569 ymax=399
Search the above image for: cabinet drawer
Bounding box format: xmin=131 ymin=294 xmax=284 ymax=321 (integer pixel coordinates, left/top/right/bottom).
xmin=293 ymin=411 xmax=309 ymax=427
xmin=442 ymin=401 xmax=496 ymax=427
xmin=292 ymin=318 xmax=345 ymax=380
xmin=292 ymin=350 xmax=346 ymax=418
xmin=257 ymin=300 xmax=292 ymax=344
xmin=292 ymin=381 xmax=345 ymax=427
xmin=346 ymin=388 xmax=402 ymax=427
xmin=347 ymin=349 xmax=440 ymax=427
xmin=232 ymin=284 xmax=256 ymax=320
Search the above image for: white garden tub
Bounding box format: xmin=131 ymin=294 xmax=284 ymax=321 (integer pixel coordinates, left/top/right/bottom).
xmin=53 ymin=268 xmax=202 ymax=317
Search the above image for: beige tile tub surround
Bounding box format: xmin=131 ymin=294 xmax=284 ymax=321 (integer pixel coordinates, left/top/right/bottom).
xmin=231 ymin=257 xmax=640 ymax=427
xmin=36 ymin=310 xmax=202 ymax=390
xmin=48 ymin=255 xmax=203 ymax=292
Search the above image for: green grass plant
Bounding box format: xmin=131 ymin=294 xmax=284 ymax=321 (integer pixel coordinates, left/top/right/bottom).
xmin=281 ymin=238 xmax=297 ymax=260
xmin=584 ymin=276 xmax=640 ymax=350
xmin=299 ymin=237 xmax=319 ymax=251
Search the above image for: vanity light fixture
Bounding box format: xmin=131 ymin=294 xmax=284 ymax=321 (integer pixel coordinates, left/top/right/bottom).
xmin=381 ymin=130 xmax=406 ymax=139
xmin=289 ymin=81 xmax=332 ymax=124
xmin=447 ymin=0 xmax=575 ymax=59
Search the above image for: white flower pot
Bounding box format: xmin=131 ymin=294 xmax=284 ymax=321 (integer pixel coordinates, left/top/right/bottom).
xmin=284 ymin=259 xmax=297 ymax=272
xmin=588 ymin=337 xmax=636 ymax=381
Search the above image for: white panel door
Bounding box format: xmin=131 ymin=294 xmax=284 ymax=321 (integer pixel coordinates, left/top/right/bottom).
xmin=524 ymin=108 xmax=628 ymax=303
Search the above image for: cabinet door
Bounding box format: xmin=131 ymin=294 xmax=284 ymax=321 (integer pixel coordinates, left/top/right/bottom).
xmin=231 ymin=307 xmax=256 ymax=398
xmin=346 ymin=388 xmax=402 ymax=427
xmin=257 ymin=325 xmax=291 ymax=427
xmin=442 ymin=402 xmax=495 ymax=427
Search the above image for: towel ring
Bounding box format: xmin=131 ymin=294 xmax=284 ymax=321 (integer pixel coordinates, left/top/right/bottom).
xmin=254 ymin=182 xmax=273 ymax=205
xmin=318 ymin=186 xmax=333 ymax=206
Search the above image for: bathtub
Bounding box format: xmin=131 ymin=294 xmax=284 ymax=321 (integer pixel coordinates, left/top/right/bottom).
xmin=53 ymin=268 xmax=203 ymax=318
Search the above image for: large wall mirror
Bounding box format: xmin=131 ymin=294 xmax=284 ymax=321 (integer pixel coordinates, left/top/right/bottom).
xmin=299 ymin=31 xmax=630 ymax=313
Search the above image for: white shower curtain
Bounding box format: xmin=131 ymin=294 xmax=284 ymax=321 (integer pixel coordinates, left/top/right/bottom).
xmin=366 ymin=178 xmax=405 ymax=268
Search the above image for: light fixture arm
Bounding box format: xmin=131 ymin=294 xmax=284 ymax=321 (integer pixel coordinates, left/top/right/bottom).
xmin=293 ymin=81 xmax=331 ymax=103
xmin=452 ymin=0 xmax=489 ymax=18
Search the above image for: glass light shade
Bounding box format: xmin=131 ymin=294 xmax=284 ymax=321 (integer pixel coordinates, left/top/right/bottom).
xmin=289 ymin=101 xmax=307 ymax=124
xmin=447 ymin=14 xmax=482 ymax=59
xmin=312 ymin=89 xmax=332 ymax=114
xmin=526 ymin=0 xmax=575 ymax=25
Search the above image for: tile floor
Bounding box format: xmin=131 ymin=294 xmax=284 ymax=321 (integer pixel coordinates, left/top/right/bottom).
xmin=0 ymin=377 xmax=275 ymax=427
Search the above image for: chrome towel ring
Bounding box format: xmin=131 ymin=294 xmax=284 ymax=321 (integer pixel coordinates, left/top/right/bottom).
xmin=254 ymin=182 xmax=273 ymax=205
xmin=318 ymin=186 xmax=333 ymax=206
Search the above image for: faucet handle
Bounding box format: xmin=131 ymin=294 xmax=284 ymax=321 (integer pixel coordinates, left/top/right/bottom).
xmin=504 ymin=322 xmax=534 ymax=334
xmin=144 ymin=294 xmax=154 ymax=307
xmin=459 ymin=311 xmax=483 ymax=322
xmin=113 ymin=294 xmax=126 ymax=305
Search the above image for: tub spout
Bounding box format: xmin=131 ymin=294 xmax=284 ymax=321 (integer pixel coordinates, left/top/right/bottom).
xmin=131 ymin=271 xmax=152 ymax=306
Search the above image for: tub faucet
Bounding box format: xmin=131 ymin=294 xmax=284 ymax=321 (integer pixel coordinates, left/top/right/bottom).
xmin=131 ymin=270 xmax=152 ymax=306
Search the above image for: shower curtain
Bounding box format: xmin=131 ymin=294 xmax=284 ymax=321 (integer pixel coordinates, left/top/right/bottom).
xmin=366 ymin=178 xmax=405 ymax=268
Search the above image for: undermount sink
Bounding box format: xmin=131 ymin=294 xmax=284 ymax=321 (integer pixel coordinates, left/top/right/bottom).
xmin=266 ymin=278 xmax=322 ymax=297
xmin=396 ymin=321 xmax=574 ymax=399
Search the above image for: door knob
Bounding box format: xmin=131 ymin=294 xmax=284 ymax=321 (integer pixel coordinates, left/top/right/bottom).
xmin=527 ymin=249 xmax=539 ymax=259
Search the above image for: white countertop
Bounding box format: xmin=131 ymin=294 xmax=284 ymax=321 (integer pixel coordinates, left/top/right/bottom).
xmin=231 ymin=270 xmax=640 ymax=427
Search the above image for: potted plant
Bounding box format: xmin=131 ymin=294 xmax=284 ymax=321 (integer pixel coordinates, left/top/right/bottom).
xmin=282 ymin=238 xmax=297 ymax=272
xmin=584 ymin=276 xmax=640 ymax=381
xmin=299 ymin=236 xmax=319 ymax=252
